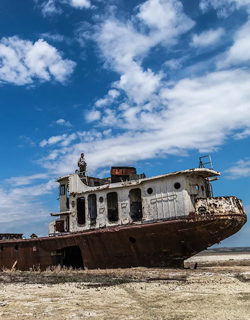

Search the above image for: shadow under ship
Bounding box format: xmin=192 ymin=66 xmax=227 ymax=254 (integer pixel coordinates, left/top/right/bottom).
xmin=0 ymin=156 xmax=247 ymax=270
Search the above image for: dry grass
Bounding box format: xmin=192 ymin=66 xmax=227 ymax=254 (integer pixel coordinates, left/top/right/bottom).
xmin=0 ymin=265 xmax=187 ymax=286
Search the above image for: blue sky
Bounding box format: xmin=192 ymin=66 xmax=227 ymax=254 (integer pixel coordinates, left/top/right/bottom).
xmin=0 ymin=0 xmax=250 ymax=246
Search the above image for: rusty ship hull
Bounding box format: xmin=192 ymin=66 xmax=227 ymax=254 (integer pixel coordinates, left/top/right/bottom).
xmin=0 ymin=162 xmax=247 ymax=270
xmin=0 ymin=209 xmax=246 ymax=270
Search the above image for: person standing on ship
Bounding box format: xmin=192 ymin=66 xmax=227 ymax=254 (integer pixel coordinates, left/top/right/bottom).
xmin=78 ymin=153 xmax=87 ymax=175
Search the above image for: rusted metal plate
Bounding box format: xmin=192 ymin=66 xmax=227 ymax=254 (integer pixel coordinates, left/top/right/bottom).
xmin=194 ymin=196 xmax=245 ymax=216
xmin=110 ymin=167 xmax=136 ymax=176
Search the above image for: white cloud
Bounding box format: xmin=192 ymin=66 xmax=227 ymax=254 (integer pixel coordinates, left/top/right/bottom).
xmin=36 ymin=0 xmax=92 ymax=16
xmin=218 ymin=20 xmax=250 ymax=68
xmin=234 ymin=127 xmax=250 ymax=139
xmin=40 ymin=133 xmax=77 ymax=147
xmin=103 ymin=129 xmax=112 ymax=136
xmin=0 ymin=37 xmax=76 ymax=85
xmin=164 ymin=59 xmax=182 ymax=70
xmin=10 ymin=179 xmax=57 ymax=197
xmin=55 ymin=118 xmax=72 ymax=127
xmin=69 ymin=0 xmax=91 ymax=9
xmin=108 ymin=89 xmax=120 ymax=99
xmin=39 ymin=32 xmax=72 ymax=45
xmin=225 ymin=159 xmax=250 ymax=179
xmin=114 ymin=64 xmax=162 ymax=104
xmin=60 ymin=133 xmax=77 ymax=146
xmin=0 ymin=179 xmax=57 ymax=228
xmin=40 ymin=0 xmax=63 ymax=17
xmin=95 ymin=89 xmax=120 ymax=107
xmin=38 ymin=68 xmax=250 ymax=176
xmin=200 ymin=0 xmax=250 ymax=17
xmin=137 ymin=0 xmax=195 ymax=38
xmin=40 ymin=134 xmax=67 ymax=147
xmin=18 ymin=135 xmax=36 ymax=147
xmin=92 ymin=0 xmax=195 ymax=104
xmin=191 ymin=28 xmax=225 ymax=48
xmin=6 ymin=174 xmax=49 ymax=187
xmin=85 ymin=109 xmax=101 ymax=122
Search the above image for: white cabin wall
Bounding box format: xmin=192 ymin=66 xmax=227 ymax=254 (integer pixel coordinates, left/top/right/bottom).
xmin=48 ymin=220 xmax=56 ymax=234
xmin=69 ymin=175 xmax=190 ymax=232
xmin=155 ymin=181 xmax=164 ymax=219
xmin=69 ymin=174 xmax=89 ymax=194
xmin=141 ymin=175 xmax=187 ymax=220
xmin=69 ymin=195 xmax=77 ymax=232
xmin=182 ymin=175 xmax=208 ymax=215
xmin=165 ymin=176 xmax=186 ymax=218
xmin=114 ymin=188 xmax=130 ymax=225
xmin=97 ymin=193 xmax=106 ymax=228
xmin=58 ymin=178 xmax=69 ymax=212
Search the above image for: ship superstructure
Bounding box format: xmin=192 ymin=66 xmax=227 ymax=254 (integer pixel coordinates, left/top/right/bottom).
xmin=49 ymin=166 xmax=220 ymax=235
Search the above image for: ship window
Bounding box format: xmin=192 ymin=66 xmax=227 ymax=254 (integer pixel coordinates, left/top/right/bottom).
xmin=55 ymin=220 xmax=65 ymax=232
xmin=65 ymin=216 xmax=70 ymax=232
xmin=88 ymin=194 xmax=97 ymax=225
xmin=77 ymin=197 xmax=86 ymax=225
xmin=147 ymin=187 xmax=153 ymax=194
xmin=174 ymin=182 xmax=181 ymax=190
xmin=196 ymin=184 xmax=199 ymax=191
xmin=66 ymin=187 xmax=69 ymax=209
xmin=60 ymin=184 xmax=65 ymax=196
xmin=107 ymin=192 xmax=118 ymax=222
xmin=129 ymin=188 xmax=142 ymax=221
xmin=99 ymin=196 xmax=104 ymax=203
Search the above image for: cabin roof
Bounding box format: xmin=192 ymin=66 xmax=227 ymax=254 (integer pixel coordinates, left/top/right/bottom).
xmin=57 ymin=167 xmax=219 ymax=185
xmin=149 ymin=168 xmax=220 ymax=180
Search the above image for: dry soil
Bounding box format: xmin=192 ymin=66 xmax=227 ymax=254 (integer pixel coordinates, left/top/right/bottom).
xmin=0 ymin=253 xmax=250 ymax=320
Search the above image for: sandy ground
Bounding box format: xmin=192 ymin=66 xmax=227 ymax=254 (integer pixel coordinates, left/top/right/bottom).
xmin=0 ymin=254 xmax=250 ymax=320
xmin=186 ymin=252 xmax=250 ymax=263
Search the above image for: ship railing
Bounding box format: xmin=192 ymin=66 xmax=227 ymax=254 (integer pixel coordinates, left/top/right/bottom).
xmin=198 ymin=155 xmax=213 ymax=169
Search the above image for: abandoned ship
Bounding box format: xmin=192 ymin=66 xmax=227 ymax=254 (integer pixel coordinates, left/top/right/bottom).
xmin=0 ymin=156 xmax=247 ymax=270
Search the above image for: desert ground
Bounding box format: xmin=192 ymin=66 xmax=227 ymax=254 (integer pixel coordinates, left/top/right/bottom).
xmin=0 ymin=253 xmax=250 ymax=320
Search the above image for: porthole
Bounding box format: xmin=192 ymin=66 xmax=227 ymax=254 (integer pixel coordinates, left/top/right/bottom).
xmin=174 ymin=182 xmax=181 ymax=190
xmin=195 ymin=184 xmax=199 ymax=191
xmin=129 ymin=237 xmax=136 ymax=244
xmin=99 ymin=196 xmax=104 ymax=203
xmin=147 ymin=187 xmax=153 ymax=194
xmin=198 ymin=206 xmax=206 ymax=213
